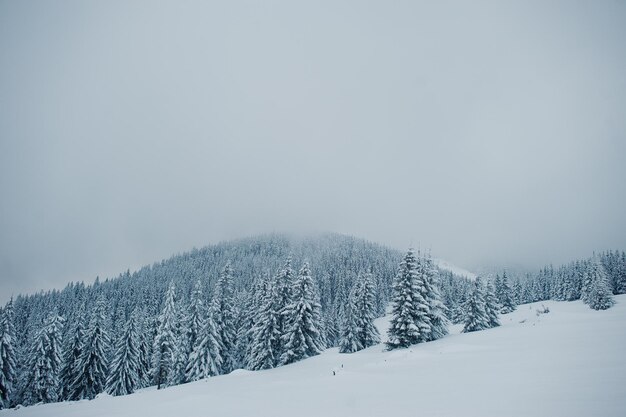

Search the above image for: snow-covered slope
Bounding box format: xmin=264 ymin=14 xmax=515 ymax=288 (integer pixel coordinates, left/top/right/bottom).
xmin=434 ymin=258 xmax=477 ymax=279
xmin=5 ymin=296 xmax=626 ymax=417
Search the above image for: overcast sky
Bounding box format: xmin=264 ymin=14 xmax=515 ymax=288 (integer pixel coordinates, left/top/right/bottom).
xmin=1 ymin=0 xmax=625 ymax=302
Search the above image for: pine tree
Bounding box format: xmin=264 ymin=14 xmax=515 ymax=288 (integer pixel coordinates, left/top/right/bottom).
xmin=279 ymin=263 xmax=325 ymax=365
xmin=352 ymin=273 xmax=381 ymax=349
xmin=583 ymin=259 xmax=615 ymax=310
xmin=213 ymin=263 xmax=237 ymax=373
xmin=496 ymin=271 xmax=516 ymax=314
xmin=23 ymin=312 xmax=64 ymax=405
xmin=59 ymin=309 xmax=85 ymax=401
xmin=615 ymin=252 xmax=626 ymax=294
xmin=338 ymin=289 xmax=361 ymax=354
xmin=248 ymin=273 xmax=281 ymax=370
xmin=185 ymin=304 xmax=223 ymax=381
xmin=274 ymin=258 xmax=295 ymax=359
xmin=152 ymin=283 xmax=178 ymax=389
xmin=462 ymin=278 xmax=490 ymax=333
xmin=106 ymin=312 xmax=141 ymax=396
xmin=186 ymin=280 xmax=205 ymax=360
xmin=0 ymin=300 xmax=17 ymax=409
xmin=72 ymin=297 xmax=110 ymax=400
xmin=422 ymin=255 xmax=450 ymax=341
xmin=387 ymin=249 xmax=429 ymax=349
xmin=484 ymin=281 xmax=501 ymax=328
xmin=136 ymin=314 xmax=151 ymax=388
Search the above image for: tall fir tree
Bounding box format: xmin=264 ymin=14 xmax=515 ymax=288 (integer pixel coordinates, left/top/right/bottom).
xmin=422 ymin=255 xmax=450 ymax=341
xmin=185 ymin=303 xmax=223 ymax=381
xmin=495 ymin=271 xmax=516 ymax=313
xmin=274 ymin=258 xmax=295 ymax=360
xmin=136 ymin=314 xmax=152 ymax=389
xmin=248 ymin=273 xmax=281 ymax=370
xmin=106 ymin=311 xmax=141 ymax=396
xmin=279 ymin=263 xmax=325 ymax=365
xmin=462 ymin=278 xmax=490 ymax=333
xmin=484 ymin=281 xmax=501 ymax=328
xmin=72 ymin=297 xmax=110 ymax=400
xmin=352 ymin=272 xmax=381 ymax=349
xmin=387 ymin=249 xmax=429 ymax=349
xmin=213 ymin=263 xmax=237 ymax=373
xmin=583 ymin=259 xmax=615 ymax=310
xmin=58 ymin=308 xmax=85 ymax=401
xmin=186 ymin=279 xmax=205 ymax=362
xmin=152 ymin=283 xmax=178 ymax=389
xmin=0 ymin=300 xmax=17 ymax=409
xmin=338 ymin=289 xmax=361 ymax=354
xmin=23 ymin=312 xmax=64 ymax=405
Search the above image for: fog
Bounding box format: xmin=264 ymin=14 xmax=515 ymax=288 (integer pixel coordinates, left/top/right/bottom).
xmin=1 ymin=0 xmax=625 ymax=302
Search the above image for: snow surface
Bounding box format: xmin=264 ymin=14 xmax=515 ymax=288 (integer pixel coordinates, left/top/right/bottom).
xmin=434 ymin=258 xmax=477 ymax=279
xmin=4 ymin=296 xmax=626 ymax=417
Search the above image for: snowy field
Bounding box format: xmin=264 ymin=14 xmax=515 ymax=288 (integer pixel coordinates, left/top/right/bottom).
xmin=3 ymin=296 xmax=625 ymax=417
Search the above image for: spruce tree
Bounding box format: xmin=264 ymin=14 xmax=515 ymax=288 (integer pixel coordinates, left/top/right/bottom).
xmin=279 ymin=263 xmax=325 ymax=365
xmin=72 ymin=297 xmax=110 ymax=400
xmin=136 ymin=314 xmax=151 ymax=388
xmin=152 ymin=283 xmax=178 ymax=389
xmin=338 ymin=290 xmax=361 ymax=354
xmin=422 ymin=255 xmax=450 ymax=341
xmin=496 ymin=271 xmax=516 ymax=313
xmin=186 ymin=280 xmax=205 ymax=361
xmin=248 ymin=274 xmax=281 ymax=370
xmin=274 ymin=258 xmax=295 ymax=358
xmin=387 ymin=249 xmax=429 ymax=349
xmin=583 ymin=259 xmax=615 ymax=310
xmin=59 ymin=309 xmax=85 ymax=401
xmin=617 ymin=252 xmax=626 ymax=295
xmin=352 ymin=273 xmax=380 ymax=349
xmin=0 ymin=300 xmax=17 ymax=409
xmin=23 ymin=312 xmax=64 ymax=405
xmin=185 ymin=304 xmax=223 ymax=381
xmin=106 ymin=311 xmax=141 ymax=396
xmin=213 ymin=263 xmax=237 ymax=373
xmin=484 ymin=281 xmax=501 ymax=328
xmin=462 ymin=278 xmax=490 ymax=333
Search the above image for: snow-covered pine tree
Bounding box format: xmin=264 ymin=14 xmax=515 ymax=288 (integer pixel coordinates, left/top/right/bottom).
xmin=170 ymin=301 xmax=189 ymax=386
xmin=422 ymin=255 xmax=450 ymax=341
xmin=136 ymin=314 xmax=152 ymax=389
xmin=152 ymin=283 xmax=178 ymax=389
xmin=274 ymin=258 xmax=295 ymax=359
xmin=338 ymin=289 xmax=361 ymax=354
xmin=0 ymin=300 xmax=17 ymax=409
xmin=185 ymin=303 xmax=222 ymax=381
xmin=279 ymin=263 xmax=325 ymax=365
xmin=512 ymin=279 xmax=523 ymax=305
xmin=583 ymin=258 xmax=615 ymax=310
xmin=484 ymin=281 xmax=501 ymax=328
xmin=186 ymin=279 xmax=205 ymax=361
xmin=617 ymin=252 xmax=626 ymax=295
xmin=72 ymin=296 xmax=110 ymax=400
xmin=213 ymin=263 xmax=237 ymax=373
xmin=387 ymin=249 xmax=429 ymax=349
xmin=23 ymin=312 xmax=64 ymax=405
xmin=352 ymin=272 xmax=380 ymax=349
xmin=462 ymin=278 xmax=490 ymax=333
xmin=496 ymin=271 xmax=516 ymax=313
xmin=232 ymin=290 xmax=249 ymax=369
xmin=106 ymin=311 xmax=141 ymax=396
xmin=59 ymin=308 xmax=85 ymax=401
xmin=248 ymin=273 xmax=282 ymax=370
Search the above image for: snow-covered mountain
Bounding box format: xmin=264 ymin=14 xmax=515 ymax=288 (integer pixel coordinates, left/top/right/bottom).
xmin=6 ymin=296 xmax=625 ymax=417
xmin=434 ymin=258 xmax=477 ymax=279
